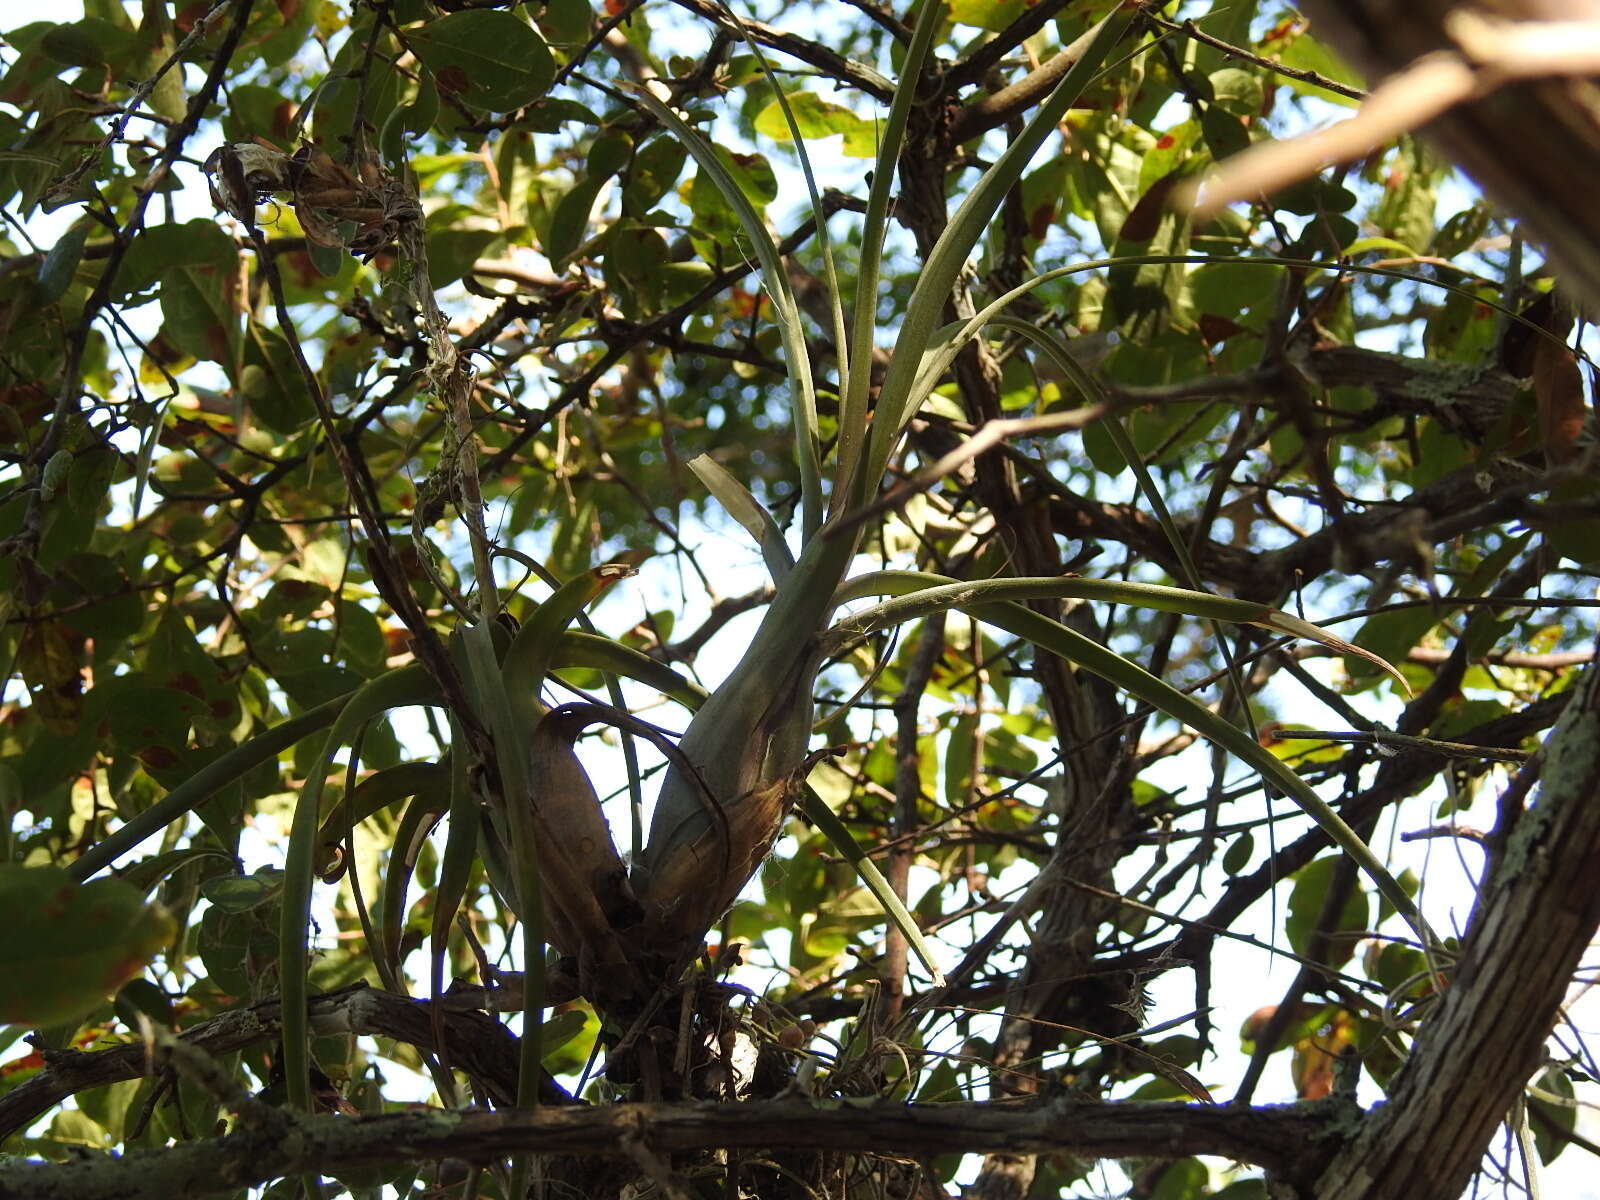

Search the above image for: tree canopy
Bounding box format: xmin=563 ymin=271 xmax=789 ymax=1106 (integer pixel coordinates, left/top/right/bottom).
xmin=0 ymin=0 xmax=1597 ymax=1197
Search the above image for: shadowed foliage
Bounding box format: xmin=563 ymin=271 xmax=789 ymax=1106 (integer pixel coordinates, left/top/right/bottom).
xmin=0 ymin=1 xmax=1596 ymax=1197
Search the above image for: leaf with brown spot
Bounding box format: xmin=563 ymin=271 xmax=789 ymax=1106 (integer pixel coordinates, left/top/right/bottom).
xmin=1199 ymin=313 xmax=1248 ymax=345
xmin=0 ymin=865 xmax=173 ymax=1027
xmin=434 ymin=64 xmax=469 ymax=97
xmin=17 ymin=620 xmax=85 ymax=734
xmin=145 ymin=610 xmax=240 ymax=735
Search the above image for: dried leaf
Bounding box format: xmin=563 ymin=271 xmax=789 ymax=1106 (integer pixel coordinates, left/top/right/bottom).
xmin=1534 ymin=336 xmax=1587 ymax=465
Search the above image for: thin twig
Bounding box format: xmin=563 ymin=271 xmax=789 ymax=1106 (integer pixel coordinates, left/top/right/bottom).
xmin=1267 ymin=728 xmax=1533 ymax=763
xmin=1152 ymin=15 xmax=1366 ymax=101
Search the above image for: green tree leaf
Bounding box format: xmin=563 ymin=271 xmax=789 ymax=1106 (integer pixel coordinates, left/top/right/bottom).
xmin=407 ymin=11 xmax=554 ymax=113
xmin=0 ymin=866 xmax=172 ymax=1027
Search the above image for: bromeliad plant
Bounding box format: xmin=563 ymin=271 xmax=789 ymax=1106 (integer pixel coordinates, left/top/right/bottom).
xmin=56 ymin=0 xmax=1433 ymax=1126
xmin=624 ymin=0 xmax=1432 ymax=976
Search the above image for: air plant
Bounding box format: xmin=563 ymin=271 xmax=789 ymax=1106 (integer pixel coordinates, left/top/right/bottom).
xmin=72 ymin=0 xmax=1434 ymax=1125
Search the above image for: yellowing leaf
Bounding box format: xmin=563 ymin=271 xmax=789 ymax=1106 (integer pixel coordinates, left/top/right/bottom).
xmin=948 ymin=0 xmax=1027 ymax=32
xmin=754 ymin=92 xmax=877 ymax=158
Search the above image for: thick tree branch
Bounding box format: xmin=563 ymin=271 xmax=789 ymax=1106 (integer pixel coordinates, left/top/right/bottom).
xmin=0 ymin=1097 xmax=1343 ymax=1199
xmin=947 ymin=0 xmax=1077 ymax=88
xmin=948 ymin=19 xmax=1107 ymax=144
xmin=1314 ymin=640 xmax=1600 ymax=1197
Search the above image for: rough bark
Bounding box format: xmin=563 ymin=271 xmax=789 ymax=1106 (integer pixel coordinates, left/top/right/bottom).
xmin=0 ymin=1097 xmax=1342 ymax=1200
xmin=1310 ymin=640 xmax=1600 ymax=1197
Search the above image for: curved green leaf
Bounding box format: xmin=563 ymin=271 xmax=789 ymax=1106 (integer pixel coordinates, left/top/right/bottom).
xmin=628 ymin=85 xmax=823 ymax=538
xmin=825 ymin=572 xmax=1436 ymax=950
xmin=313 ymin=761 xmax=450 ymax=878
xmin=279 ymin=666 xmax=445 ymax=1113
xmin=503 ymin=563 xmax=638 ymax=732
xmin=834 ymin=0 xmax=942 ymax=511
xmin=796 ymin=786 xmax=946 ymax=987
xmin=378 ymin=785 xmax=450 ymax=981
xmin=687 ymin=453 xmax=794 ymax=582
xmin=828 ymin=570 xmax=1409 ymax=690
xmin=556 ymin=631 xmax=708 ymax=711
xmin=862 ymin=8 xmax=1139 ymax=491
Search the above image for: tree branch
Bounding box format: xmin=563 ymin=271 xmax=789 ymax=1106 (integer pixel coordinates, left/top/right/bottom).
xmin=948 ymin=19 xmax=1108 ymax=144
xmin=1294 ymin=0 xmax=1600 ymax=313
xmin=1315 ymin=640 xmax=1600 ymax=1197
xmin=947 ymin=0 xmax=1077 ymax=89
xmin=0 ymin=983 xmax=574 ymax=1142
xmin=0 ymin=1097 xmax=1344 ymax=1199
xmin=665 ymin=0 xmax=895 ymax=101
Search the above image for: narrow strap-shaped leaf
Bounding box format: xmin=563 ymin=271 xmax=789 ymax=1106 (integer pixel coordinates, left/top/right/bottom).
xmin=827 ymin=570 xmax=1410 ymax=691
xmin=986 ymin=313 xmax=1263 ymax=704
xmin=313 ymin=761 xmax=450 ymax=877
xmin=687 ymin=453 xmax=795 ymax=582
xmin=556 ymin=630 xmax=708 ymax=710
xmin=459 ymin=619 xmax=546 ymax=1200
xmin=279 ymin=665 xmax=446 ymax=1114
xmin=456 ymin=623 xmax=545 ymax=1116
xmin=796 ymin=785 xmax=946 ymax=987
xmin=823 ymin=575 xmax=1436 ymax=950
xmin=628 ymin=86 xmax=824 ymax=538
xmin=429 ymin=715 xmax=477 ymax=1099
xmin=978 ymin=598 xmax=1434 ymax=950
xmin=833 ymin=0 xmax=942 ymax=513
xmin=864 ymin=8 xmax=1139 ymax=490
xmin=378 ymin=786 xmax=450 ymax=985
xmin=995 ymin=312 xmax=1288 ymax=870
xmin=731 ymin=11 xmax=853 ymax=435
xmin=502 ymin=564 xmax=637 ymax=731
